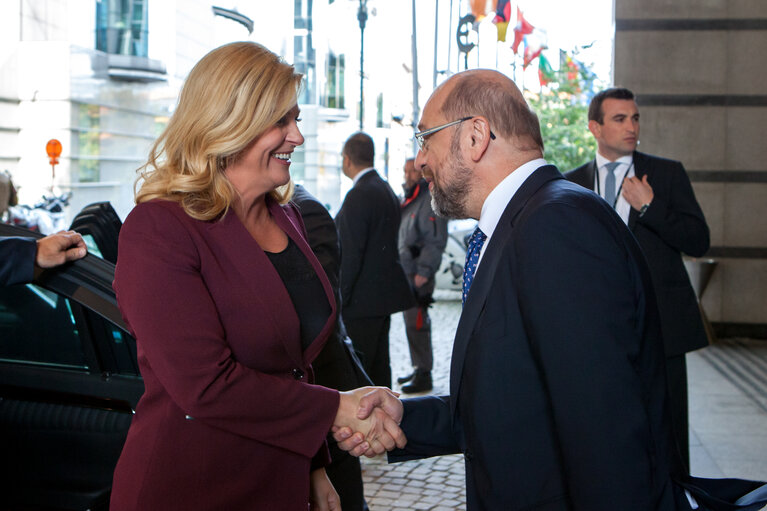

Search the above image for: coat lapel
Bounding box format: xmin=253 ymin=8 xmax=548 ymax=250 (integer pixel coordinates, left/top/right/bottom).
xmin=206 ymin=199 xmax=336 ymax=369
xmin=584 ymin=159 xmax=597 ymax=191
xmin=268 ymin=199 xmax=337 ymax=365
xmin=449 ymin=165 xmax=563 ymax=418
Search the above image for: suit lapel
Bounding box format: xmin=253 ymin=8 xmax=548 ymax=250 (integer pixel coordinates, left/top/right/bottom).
xmin=628 ymin=151 xmax=647 ymax=231
xmin=584 ymin=160 xmax=597 ymax=191
xmin=449 ymin=165 xmax=563 ymax=418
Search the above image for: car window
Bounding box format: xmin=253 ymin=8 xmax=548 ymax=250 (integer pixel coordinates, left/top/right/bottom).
xmin=81 ymin=233 xmax=105 ymax=258
xmin=0 ymin=283 xmax=88 ymax=369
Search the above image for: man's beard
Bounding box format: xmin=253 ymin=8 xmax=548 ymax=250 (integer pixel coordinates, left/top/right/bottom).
xmin=430 ymin=136 xmax=472 ymax=219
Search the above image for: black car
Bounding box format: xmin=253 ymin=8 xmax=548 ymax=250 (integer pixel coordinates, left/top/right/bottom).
xmin=0 ymin=203 xmax=143 ymax=511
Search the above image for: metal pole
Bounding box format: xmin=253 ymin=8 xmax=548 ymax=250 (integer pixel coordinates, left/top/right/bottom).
xmin=358 ymin=0 xmax=368 ymax=131
xmin=433 ymin=0 xmax=439 ymax=89
xmin=446 ymin=0 xmax=453 ymax=76
xmin=411 ymin=0 xmax=420 ymax=137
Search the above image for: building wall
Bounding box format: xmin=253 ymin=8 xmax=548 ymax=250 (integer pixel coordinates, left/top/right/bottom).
xmin=614 ymin=0 xmax=767 ymax=335
xmin=0 ymin=0 xmax=260 ymax=222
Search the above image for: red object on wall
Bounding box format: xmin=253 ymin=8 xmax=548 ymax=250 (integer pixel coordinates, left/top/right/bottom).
xmin=46 ymin=139 xmax=62 ymax=165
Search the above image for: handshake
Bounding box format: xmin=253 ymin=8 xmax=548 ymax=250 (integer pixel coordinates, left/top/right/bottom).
xmin=331 ymin=387 xmax=406 ymax=457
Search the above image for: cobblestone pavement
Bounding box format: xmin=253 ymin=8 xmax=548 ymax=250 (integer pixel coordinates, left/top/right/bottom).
xmin=362 ymin=290 xmax=466 ymax=510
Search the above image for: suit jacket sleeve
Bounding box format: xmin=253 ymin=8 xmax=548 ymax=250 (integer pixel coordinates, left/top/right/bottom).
xmin=335 ymin=187 xmax=369 ymax=305
xmin=0 ymin=237 xmax=37 ymax=286
xmin=513 ymin=200 xmax=662 ymax=508
xmin=388 ymin=395 xmax=461 ymax=462
xmin=114 ymin=203 xmax=339 ymax=460
xmin=638 ymin=160 xmax=709 ymax=257
xmin=414 ymin=201 xmax=448 ymax=279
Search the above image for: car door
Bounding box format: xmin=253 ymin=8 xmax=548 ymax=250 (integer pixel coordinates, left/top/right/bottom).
xmin=0 ymin=223 xmax=144 ymax=511
xmin=69 ymin=201 xmax=122 ymax=264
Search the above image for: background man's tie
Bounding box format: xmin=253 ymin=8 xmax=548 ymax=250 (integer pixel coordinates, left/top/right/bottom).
xmin=604 ymin=161 xmax=620 ymax=207
xmin=462 ymin=227 xmax=487 ymax=305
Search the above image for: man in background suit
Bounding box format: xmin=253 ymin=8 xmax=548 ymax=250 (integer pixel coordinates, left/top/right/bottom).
xmin=0 ymin=231 xmax=87 ymax=286
xmin=336 ymin=70 xmax=689 ymax=509
xmin=565 ymin=87 xmax=710 ymax=467
xmin=397 ymin=157 xmax=448 ymax=393
xmin=334 ymin=132 xmax=415 ymax=388
xmin=292 ymin=183 xmax=372 ymax=511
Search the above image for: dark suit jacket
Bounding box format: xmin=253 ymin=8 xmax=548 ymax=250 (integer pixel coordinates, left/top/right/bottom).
xmin=292 ymin=184 xmax=372 ymax=390
xmin=565 ymin=151 xmax=709 ymax=357
xmin=390 ymin=166 xmax=682 ymax=510
xmin=111 ymin=198 xmax=340 ymax=510
xmin=0 ymin=237 xmax=36 ymax=286
xmin=335 ymin=170 xmax=415 ymax=319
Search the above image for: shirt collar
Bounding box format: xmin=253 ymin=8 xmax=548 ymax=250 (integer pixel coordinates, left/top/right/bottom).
xmin=478 ymin=158 xmax=547 ymax=240
xmin=353 ymin=167 xmax=375 ymax=185
xmin=596 ymin=152 xmax=633 ymax=170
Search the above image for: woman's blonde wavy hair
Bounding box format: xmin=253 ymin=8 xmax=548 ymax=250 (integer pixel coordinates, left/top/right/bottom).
xmin=135 ymin=41 xmax=303 ymax=220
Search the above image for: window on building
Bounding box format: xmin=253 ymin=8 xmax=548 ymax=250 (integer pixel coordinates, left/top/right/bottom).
xmin=376 ymin=93 xmax=384 ymax=128
xmin=76 ymin=104 xmax=101 ymax=183
xmin=324 ymin=52 xmax=345 ymax=109
xmin=295 ymin=0 xmax=316 ymax=104
xmin=95 ymin=0 xmax=149 ymax=57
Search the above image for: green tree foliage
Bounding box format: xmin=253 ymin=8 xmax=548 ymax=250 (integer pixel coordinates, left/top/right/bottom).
xmin=527 ymin=90 xmax=595 ymax=172
xmin=523 ymin=54 xmax=603 ymax=173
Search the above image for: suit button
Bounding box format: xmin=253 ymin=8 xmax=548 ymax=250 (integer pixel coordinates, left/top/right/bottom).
xmin=292 ymin=368 xmax=304 ymax=380
xmin=463 ymin=450 xmax=473 ymax=461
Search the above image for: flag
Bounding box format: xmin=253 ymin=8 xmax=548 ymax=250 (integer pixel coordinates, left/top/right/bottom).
xmin=538 ymin=53 xmax=555 ymax=86
xmin=559 ymin=50 xmax=583 ymax=93
xmin=493 ymin=0 xmax=512 ymax=41
xmin=470 ymin=0 xmax=489 ymax=21
xmin=511 ymin=7 xmax=534 ymax=54
xmin=523 ymin=29 xmax=547 ymax=68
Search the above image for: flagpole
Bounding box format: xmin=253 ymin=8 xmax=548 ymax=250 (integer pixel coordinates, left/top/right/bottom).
xmin=446 ymin=0 xmax=453 ymax=76
xmin=412 ymin=0 xmax=420 ymax=142
xmin=433 ymin=0 xmax=439 ymax=89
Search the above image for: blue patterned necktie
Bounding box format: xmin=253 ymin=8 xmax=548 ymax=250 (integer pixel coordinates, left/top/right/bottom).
xmin=604 ymin=161 xmax=620 ymax=207
xmin=462 ymin=227 xmax=487 ymax=305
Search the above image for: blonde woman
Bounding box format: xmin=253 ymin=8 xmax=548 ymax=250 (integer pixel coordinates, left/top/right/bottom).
xmin=110 ymin=42 xmax=404 ymax=510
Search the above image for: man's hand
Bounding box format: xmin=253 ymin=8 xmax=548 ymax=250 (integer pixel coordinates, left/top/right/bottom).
xmin=413 ymin=274 xmax=428 ymax=288
xmin=621 ymin=174 xmax=654 ymax=211
xmin=35 ymin=231 xmax=87 ymax=269
xmin=332 ymin=387 xmax=405 ymax=457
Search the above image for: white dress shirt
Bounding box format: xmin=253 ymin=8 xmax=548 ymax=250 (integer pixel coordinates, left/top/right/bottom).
xmin=475 ymin=158 xmax=547 ymax=269
xmin=595 ymin=153 xmax=634 ymax=225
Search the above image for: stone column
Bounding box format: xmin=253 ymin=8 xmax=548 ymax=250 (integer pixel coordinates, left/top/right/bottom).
xmin=614 ymin=1 xmax=767 ymax=338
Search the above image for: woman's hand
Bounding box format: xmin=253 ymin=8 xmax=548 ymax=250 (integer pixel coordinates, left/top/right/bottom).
xmin=310 ymin=468 xmax=341 ymax=511
xmin=332 ymin=387 xmax=406 ymax=456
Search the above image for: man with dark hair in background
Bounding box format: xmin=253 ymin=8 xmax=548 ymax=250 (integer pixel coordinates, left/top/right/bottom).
xmin=335 ymin=132 xmax=415 ymax=387
xmin=565 ymin=87 xmax=710 ymax=468
xmin=396 ymin=157 xmax=447 ymax=393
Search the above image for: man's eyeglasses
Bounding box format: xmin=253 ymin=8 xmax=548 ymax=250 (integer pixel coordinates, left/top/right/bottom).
xmin=414 ymin=116 xmax=496 ymax=150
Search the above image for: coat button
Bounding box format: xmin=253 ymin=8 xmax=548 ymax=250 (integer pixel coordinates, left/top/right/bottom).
xmin=463 ymin=450 xmax=473 ymax=461
xmin=292 ymin=368 xmax=304 ymax=380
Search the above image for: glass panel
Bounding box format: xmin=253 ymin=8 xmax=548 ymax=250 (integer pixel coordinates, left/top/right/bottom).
xmin=338 ymin=54 xmax=345 ymax=109
xmin=291 ymin=146 xmax=306 ymax=183
xmin=0 ymin=284 xmax=88 ymax=370
xmin=95 ymin=0 xmax=149 ymax=57
xmin=76 ymin=104 xmax=101 ymax=183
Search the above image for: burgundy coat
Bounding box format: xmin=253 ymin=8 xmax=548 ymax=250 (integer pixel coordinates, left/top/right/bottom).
xmin=110 ymin=197 xmax=340 ymax=510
